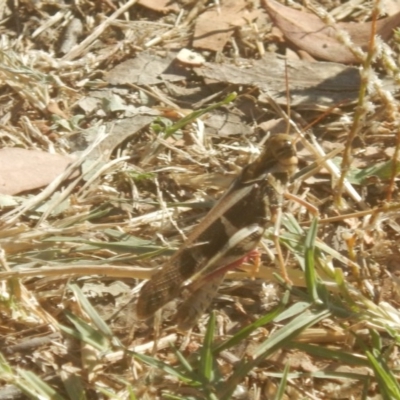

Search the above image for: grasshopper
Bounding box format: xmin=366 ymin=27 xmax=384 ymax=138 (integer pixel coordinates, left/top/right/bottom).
xmin=137 ymin=134 xmax=297 ymax=329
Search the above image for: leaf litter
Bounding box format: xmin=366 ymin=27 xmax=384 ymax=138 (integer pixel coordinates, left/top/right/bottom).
xmin=1 ymin=0 xmax=400 ymax=399
xmin=263 ymin=0 xmax=400 ymax=63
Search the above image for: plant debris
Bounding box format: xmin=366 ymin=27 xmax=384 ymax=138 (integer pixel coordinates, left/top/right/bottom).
xmin=1 ymin=0 xmax=400 ymax=399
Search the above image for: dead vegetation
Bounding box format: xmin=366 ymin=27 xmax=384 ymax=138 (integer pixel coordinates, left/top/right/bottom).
xmin=1 ymin=0 xmax=400 ymax=399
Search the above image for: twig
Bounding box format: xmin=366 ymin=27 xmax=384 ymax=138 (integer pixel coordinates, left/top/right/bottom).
xmin=300 ymin=202 xmax=400 ymax=225
xmin=61 ymin=0 xmax=139 ymax=61
xmin=0 ymin=265 xmax=153 ymax=280
xmin=387 ymin=124 xmax=400 ymax=202
xmin=335 ymin=0 xmax=380 ymax=206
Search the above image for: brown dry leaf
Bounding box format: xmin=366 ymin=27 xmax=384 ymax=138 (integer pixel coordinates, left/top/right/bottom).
xmin=204 ymin=109 xmax=252 ymax=136
xmin=263 ymin=0 xmax=400 ymax=63
xmin=105 ymin=51 xmax=189 ymax=86
xmin=0 ymin=148 xmax=76 ymax=195
xmin=258 ymin=118 xmax=287 ymax=135
xmin=86 ymin=115 xmax=156 ymax=160
xmin=193 ymin=0 xmax=261 ymax=52
xmin=138 ymin=0 xmax=179 ymax=13
xmin=195 ymin=56 xmax=361 ymax=109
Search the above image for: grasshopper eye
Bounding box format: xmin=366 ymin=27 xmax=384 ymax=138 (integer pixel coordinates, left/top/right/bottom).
xmin=275 ymin=139 xmax=295 ymax=159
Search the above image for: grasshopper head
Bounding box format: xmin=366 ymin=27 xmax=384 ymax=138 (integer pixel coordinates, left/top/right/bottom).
xmin=242 ymin=134 xmax=298 ymax=183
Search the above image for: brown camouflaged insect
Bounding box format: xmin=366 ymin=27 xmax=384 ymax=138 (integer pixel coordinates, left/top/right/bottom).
xmin=136 ymin=134 xmax=297 ymax=329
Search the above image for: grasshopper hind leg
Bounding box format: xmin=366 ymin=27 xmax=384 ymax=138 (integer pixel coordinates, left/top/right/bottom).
xmin=136 ymin=266 xmax=184 ymax=319
xmin=176 ymin=251 xmax=261 ymax=330
xmin=176 ymin=274 xmax=225 ymax=331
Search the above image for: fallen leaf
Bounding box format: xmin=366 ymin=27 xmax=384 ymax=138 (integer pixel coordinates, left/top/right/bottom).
xmin=0 ymin=149 xmax=77 ymax=195
xmin=263 ymin=0 xmax=400 ymax=63
xmin=68 ymin=115 xmax=156 ymax=160
xmin=257 ymin=118 xmax=288 ymax=135
xmin=204 ymin=109 xmax=252 ymax=136
xmin=105 ymin=51 xmax=189 ymax=85
xmin=193 ymin=0 xmax=261 ymax=52
xmin=138 ymin=0 xmax=178 ymax=13
xmin=160 ymin=81 xmax=207 ymax=104
xmin=195 ymin=56 xmax=362 ymax=109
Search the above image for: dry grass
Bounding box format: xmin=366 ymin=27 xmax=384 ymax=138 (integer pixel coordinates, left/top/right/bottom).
xmin=1 ymin=0 xmax=400 ymax=399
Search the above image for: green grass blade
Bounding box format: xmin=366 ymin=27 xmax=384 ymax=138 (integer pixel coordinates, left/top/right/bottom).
xmin=217 ymin=308 xmax=330 ymax=399
xmin=69 ymin=283 xmax=113 ymax=337
xmin=129 ymin=351 xmax=193 ymax=384
xmin=366 ymin=350 xmax=400 ymax=399
xmin=289 ymin=342 xmax=369 ymax=366
xmin=345 ymin=159 xmax=400 ymax=184
xmin=61 ymin=373 xmax=87 ymax=400
xmin=164 ymin=93 xmax=237 ymax=138
xmin=281 ymin=213 xmax=304 ymax=236
xmin=213 ymin=303 xmax=284 ymax=354
xmin=254 ymin=309 xmax=330 ymax=358
xmin=0 ymin=352 xmax=13 ymax=376
xmin=171 ymin=345 xmax=194 ymax=375
xmin=127 ymin=386 xmax=138 ymax=400
xmin=17 ymin=370 xmax=67 ymax=400
xmin=370 ymin=328 xmax=382 ymax=351
xmin=63 ymin=311 xmax=110 ymax=351
xmin=304 ymin=217 xmax=320 ymax=303
xmin=273 ymin=301 xmax=311 ymax=322
xmin=274 ymin=363 xmax=289 ymax=400
xmin=200 ymin=311 xmax=216 ymax=382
